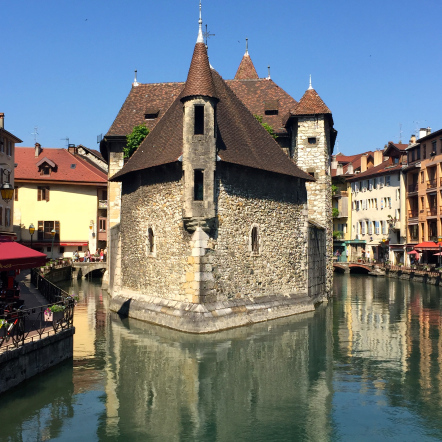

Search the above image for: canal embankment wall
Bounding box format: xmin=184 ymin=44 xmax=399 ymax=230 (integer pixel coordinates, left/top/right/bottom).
xmin=0 ymin=328 xmax=74 ymax=395
xmin=385 ymin=269 xmax=442 ymax=285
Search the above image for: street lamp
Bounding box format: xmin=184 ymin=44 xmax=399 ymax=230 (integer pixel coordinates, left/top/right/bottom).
xmin=0 ymin=168 xmax=13 ymax=203
xmin=29 ymin=223 xmax=35 ymax=249
xmin=51 ymin=228 xmax=56 ymax=260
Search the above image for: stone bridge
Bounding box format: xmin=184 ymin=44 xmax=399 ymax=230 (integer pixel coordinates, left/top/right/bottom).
xmin=72 ymin=262 xmax=107 ymax=279
xmin=333 ymin=262 xmax=373 ymax=274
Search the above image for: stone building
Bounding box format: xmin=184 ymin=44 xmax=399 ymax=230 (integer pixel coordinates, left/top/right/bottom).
xmin=101 ymin=8 xmax=336 ymax=332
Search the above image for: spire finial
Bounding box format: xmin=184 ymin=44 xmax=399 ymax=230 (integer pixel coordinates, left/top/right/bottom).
xmin=197 ymin=1 xmax=204 ymax=43
xmin=308 ymin=74 xmax=313 ymax=90
xmin=133 ymin=69 xmax=139 ymax=87
xmin=245 ymin=38 xmax=249 ymax=56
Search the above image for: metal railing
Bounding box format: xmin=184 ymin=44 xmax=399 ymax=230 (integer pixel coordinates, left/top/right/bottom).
xmin=0 ymin=270 xmax=76 ymax=352
xmin=408 ymin=210 xmax=418 ymax=218
xmin=428 ymin=208 xmax=438 ymax=216
xmin=408 ymin=183 xmax=418 ymax=193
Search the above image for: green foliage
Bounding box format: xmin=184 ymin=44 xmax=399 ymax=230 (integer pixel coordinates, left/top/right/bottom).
xmin=333 ymin=230 xmax=342 ymax=239
xmin=49 ymin=304 xmax=65 ymax=313
xmin=332 ymin=208 xmax=340 ymax=218
xmin=254 ymin=115 xmax=277 ymax=139
xmin=0 ymin=319 xmax=8 ymax=329
xmin=124 ymin=124 xmax=150 ymax=159
xmin=331 ymin=184 xmax=338 ymax=195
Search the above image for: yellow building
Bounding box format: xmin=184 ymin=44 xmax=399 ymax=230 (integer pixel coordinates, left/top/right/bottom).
xmin=13 ymin=144 xmax=107 ymax=258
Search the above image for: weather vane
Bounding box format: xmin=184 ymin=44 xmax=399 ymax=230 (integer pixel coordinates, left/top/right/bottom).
xmin=203 ymin=24 xmax=215 ymax=49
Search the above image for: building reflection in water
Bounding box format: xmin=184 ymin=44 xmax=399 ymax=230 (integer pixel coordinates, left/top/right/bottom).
xmin=99 ymin=303 xmax=334 ymax=440
xmin=3 ymin=276 xmax=442 ymax=440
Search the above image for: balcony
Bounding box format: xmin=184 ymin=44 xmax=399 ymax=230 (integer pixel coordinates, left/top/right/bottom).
xmin=409 ymin=235 xmax=419 ymax=242
xmin=334 ymin=191 xmax=348 ymax=198
xmin=408 ymin=210 xmax=418 ymax=218
xmin=408 ymin=183 xmax=418 ymax=193
xmin=427 ymin=179 xmax=437 ymax=190
xmin=98 ymin=199 xmax=108 ymax=209
xmin=427 ymin=208 xmax=438 ymax=216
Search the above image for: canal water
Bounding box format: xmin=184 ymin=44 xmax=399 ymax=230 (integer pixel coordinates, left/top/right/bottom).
xmin=1 ymin=274 xmax=442 ymax=441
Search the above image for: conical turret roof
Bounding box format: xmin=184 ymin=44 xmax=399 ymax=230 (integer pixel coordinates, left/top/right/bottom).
xmin=234 ymin=53 xmax=259 ymax=80
xmin=181 ymin=42 xmax=218 ymax=101
xmin=292 ymin=88 xmax=331 ymax=115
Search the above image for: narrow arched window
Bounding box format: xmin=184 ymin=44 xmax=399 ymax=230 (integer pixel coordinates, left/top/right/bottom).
xmin=251 ymin=226 xmax=259 ymax=253
xmin=148 ymin=228 xmax=154 ymax=254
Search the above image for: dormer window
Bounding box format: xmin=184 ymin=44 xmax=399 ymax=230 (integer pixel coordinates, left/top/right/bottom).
xmin=194 ymin=105 xmax=204 ymax=135
xmin=264 ymin=100 xmax=279 ymax=115
xmin=144 ymin=108 xmax=160 ymax=120
xmin=36 ymin=157 xmax=57 ymax=175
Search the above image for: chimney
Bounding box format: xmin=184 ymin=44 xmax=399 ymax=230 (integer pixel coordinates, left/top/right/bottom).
xmin=336 ymin=164 xmax=343 ymax=176
xmin=0 ymin=113 xmax=4 ymax=129
xmin=331 ymin=155 xmax=337 ymax=170
xmin=347 ymin=163 xmax=354 ymax=174
xmin=409 ymin=134 xmax=416 ymax=145
xmin=35 ymin=143 xmax=42 ymax=157
xmin=426 ymin=127 xmax=431 ymax=136
xmin=374 ymin=150 xmax=383 ymax=167
xmin=360 ymin=155 xmax=367 ymax=173
xmin=419 ymin=128 xmax=428 ymax=139
xmin=68 ymin=144 xmax=77 ymax=154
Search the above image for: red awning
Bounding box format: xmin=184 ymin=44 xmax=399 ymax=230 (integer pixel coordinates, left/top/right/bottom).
xmin=414 ymin=242 xmax=441 ymax=251
xmin=0 ymin=241 xmax=47 ymax=271
xmin=59 ymin=242 xmax=88 ymax=247
xmin=407 ymin=250 xmax=420 ymax=256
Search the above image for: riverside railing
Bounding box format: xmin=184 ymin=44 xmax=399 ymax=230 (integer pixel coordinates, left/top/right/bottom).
xmin=0 ymin=270 xmax=76 ymax=352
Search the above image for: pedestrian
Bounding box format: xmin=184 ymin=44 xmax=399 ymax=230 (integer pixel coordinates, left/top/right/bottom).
xmin=103 ymin=248 xmax=107 ymax=262
xmin=100 ymin=248 xmax=104 ymax=261
xmin=85 ymin=249 xmax=91 ymax=262
xmin=73 ymin=250 xmax=79 ymax=262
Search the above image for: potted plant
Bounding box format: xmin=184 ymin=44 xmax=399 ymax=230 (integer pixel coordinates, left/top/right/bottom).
xmin=0 ymin=319 xmax=9 ymax=338
xmin=45 ymin=304 xmax=65 ymax=323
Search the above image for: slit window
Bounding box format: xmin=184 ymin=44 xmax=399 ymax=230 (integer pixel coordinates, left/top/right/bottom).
xmin=194 ymin=105 xmax=204 ymax=135
xmin=148 ymin=228 xmax=154 ymax=254
xmin=194 ymin=170 xmax=204 ymax=201
xmin=251 ymin=227 xmax=259 ymax=253
xmin=308 ymin=137 xmax=317 ymax=144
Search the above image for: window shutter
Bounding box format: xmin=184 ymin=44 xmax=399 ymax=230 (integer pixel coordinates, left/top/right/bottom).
xmin=55 ymin=221 xmax=60 ymax=239
xmin=46 ymin=187 xmax=50 ymax=202
xmin=38 ymin=188 xmax=42 ymax=201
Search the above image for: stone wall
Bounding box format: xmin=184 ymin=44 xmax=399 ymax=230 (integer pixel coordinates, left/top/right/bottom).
xmin=308 ymin=222 xmax=326 ymax=300
xmin=0 ymin=328 xmax=74 ymax=394
xmin=119 ymin=163 xmax=313 ymax=303
xmin=291 ymin=116 xmax=333 ymax=296
xmin=120 ymin=164 xmax=189 ymax=300
xmin=213 ymin=164 xmax=309 ymax=299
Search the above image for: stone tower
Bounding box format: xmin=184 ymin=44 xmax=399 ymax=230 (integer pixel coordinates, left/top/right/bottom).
xmin=181 ymin=8 xmax=218 ymax=232
xmin=288 ymin=78 xmax=336 ymax=296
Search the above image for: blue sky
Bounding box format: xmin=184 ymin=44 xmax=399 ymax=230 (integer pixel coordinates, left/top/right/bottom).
xmin=2 ymin=0 xmax=441 ymax=155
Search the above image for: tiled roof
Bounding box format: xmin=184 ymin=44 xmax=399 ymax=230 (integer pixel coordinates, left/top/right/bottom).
xmin=234 ymin=54 xmax=259 ymax=80
xmin=15 ymin=148 xmax=107 ymax=184
xmin=346 ymin=160 xmax=401 ymax=181
xmin=226 ymin=78 xmax=297 ymax=134
xmin=181 ymin=42 xmax=218 ymax=101
xmin=106 ymin=82 xmax=184 ymax=137
xmin=292 ymin=88 xmax=331 ymax=115
xmin=111 ymin=69 xmax=313 ymax=182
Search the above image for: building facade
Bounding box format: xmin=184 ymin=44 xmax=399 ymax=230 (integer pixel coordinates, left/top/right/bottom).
xmin=405 ymin=128 xmax=442 ymax=263
xmin=0 ymin=113 xmax=21 ymax=239
xmin=13 ymin=144 xmax=108 ymax=258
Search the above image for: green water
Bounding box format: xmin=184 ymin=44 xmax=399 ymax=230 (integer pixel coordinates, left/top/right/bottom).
xmin=1 ymin=274 xmax=442 ymax=441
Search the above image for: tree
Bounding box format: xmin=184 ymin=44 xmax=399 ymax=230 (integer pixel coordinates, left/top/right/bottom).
xmin=254 ymin=115 xmax=277 ymax=139
xmin=124 ymin=124 xmax=149 ymax=159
